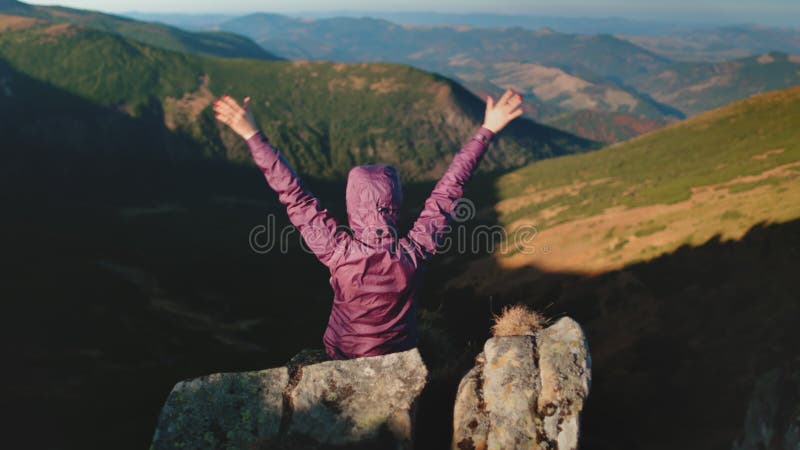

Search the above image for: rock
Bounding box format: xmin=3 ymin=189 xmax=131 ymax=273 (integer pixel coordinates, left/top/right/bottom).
xmin=484 ymin=335 xmax=541 ymax=448
xmin=452 ymin=364 xmax=489 ymax=450
xmin=536 ymin=318 xmax=592 ymax=450
xmin=150 ymin=367 xmax=289 ymax=450
xmin=289 ymin=349 xmax=428 ymax=448
xmin=732 ymin=368 xmax=800 ymax=450
xmin=452 ymin=317 xmax=591 ymax=450
xmin=151 ymin=348 xmax=428 ymax=450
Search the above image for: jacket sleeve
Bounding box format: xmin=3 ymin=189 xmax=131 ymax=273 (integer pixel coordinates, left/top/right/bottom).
xmin=246 ymin=130 xmax=348 ymax=267
xmin=404 ymin=125 xmax=495 ymax=260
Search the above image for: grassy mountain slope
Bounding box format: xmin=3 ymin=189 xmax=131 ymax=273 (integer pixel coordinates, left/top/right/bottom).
xmin=0 ymin=16 xmax=596 ymax=182
xmin=453 ymin=84 xmax=800 ymax=279
xmin=0 ymin=0 xmax=278 ymax=60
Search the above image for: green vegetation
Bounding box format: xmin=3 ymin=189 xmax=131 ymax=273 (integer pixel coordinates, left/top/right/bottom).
xmin=634 ymin=223 xmax=667 ymax=237
xmin=0 ymin=25 xmax=201 ymax=107
xmin=609 ymin=238 xmax=629 ymax=253
xmin=720 ymin=210 xmax=745 ymax=221
xmin=726 ymin=176 xmax=786 ymax=194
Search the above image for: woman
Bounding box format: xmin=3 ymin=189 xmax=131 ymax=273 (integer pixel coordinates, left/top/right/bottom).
xmin=214 ymin=88 xmax=524 ymax=360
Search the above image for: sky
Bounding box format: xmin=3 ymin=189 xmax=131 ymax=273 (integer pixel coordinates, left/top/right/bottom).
xmin=20 ymin=0 xmax=800 ymax=25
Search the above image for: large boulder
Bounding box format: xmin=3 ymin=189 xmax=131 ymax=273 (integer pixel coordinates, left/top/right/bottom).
xmin=452 ymin=317 xmax=591 ymax=450
xmin=151 ymin=348 xmax=429 ymax=450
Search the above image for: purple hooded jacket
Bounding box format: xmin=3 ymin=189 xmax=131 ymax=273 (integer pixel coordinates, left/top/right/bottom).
xmin=246 ymin=125 xmax=495 ymax=359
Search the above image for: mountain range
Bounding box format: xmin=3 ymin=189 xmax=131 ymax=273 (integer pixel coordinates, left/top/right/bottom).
xmin=622 ymin=24 xmax=800 ymax=61
xmin=11 ymin=2 xmax=800 ymax=144
xmin=171 ymin=12 xmax=800 ymax=142
xmin=628 ymin=51 xmax=800 ymax=115
xmin=0 ymin=13 xmax=594 ymax=184
xmin=128 ymin=10 xmax=800 ymax=38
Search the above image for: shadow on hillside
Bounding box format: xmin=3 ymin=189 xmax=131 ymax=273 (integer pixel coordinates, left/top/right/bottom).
xmin=2 ymin=58 xmax=798 ymax=450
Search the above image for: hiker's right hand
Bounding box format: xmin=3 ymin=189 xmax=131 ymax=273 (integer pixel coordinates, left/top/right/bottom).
xmin=482 ymin=88 xmax=524 ymax=134
xmin=214 ymin=94 xmax=259 ymax=140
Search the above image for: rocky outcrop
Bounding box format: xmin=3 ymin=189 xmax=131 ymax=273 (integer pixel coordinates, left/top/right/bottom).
xmin=151 ymin=348 xmax=428 ymax=450
xmin=452 ymin=317 xmax=591 ymax=450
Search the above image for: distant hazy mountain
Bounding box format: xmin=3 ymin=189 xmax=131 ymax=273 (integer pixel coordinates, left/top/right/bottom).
xmin=121 ymin=10 xmax=738 ymax=36
xmin=122 ymin=12 xmax=237 ymax=31
xmin=310 ymin=12 xmax=706 ymax=35
xmin=210 ymin=12 xmax=800 ymax=65
xmin=0 ymin=0 xmax=278 ymax=60
xmin=217 ymin=14 xmax=670 ymax=80
xmin=622 ymin=24 xmax=800 ymax=61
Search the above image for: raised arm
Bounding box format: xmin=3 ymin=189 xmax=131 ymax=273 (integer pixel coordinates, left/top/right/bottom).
xmin=214 ymin=95 xmax=348 ymax=267
xmin=405 ymin=89 xmax=524 ymax=260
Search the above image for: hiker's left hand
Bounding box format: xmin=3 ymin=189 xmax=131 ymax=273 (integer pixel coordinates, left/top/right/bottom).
xmin=214 ymin=94 xmax=259 ymax=140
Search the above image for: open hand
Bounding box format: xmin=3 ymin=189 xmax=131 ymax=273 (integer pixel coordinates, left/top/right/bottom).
xmin=213 ymin=94 xmax=259 ymax=140
xmin=482 ymin=89 xmax=524 ymax=134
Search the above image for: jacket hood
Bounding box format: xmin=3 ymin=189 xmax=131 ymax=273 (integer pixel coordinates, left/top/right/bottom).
xmin=345 ymin=164 xmax=403 ymax=245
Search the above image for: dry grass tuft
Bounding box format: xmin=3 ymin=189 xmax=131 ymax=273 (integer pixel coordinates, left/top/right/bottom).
xmin=491 ymin=304 xmax=547 ymax=337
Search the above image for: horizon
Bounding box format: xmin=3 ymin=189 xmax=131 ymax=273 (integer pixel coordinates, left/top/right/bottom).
xmin=18 ymin=0 xmax=800 ymax=27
